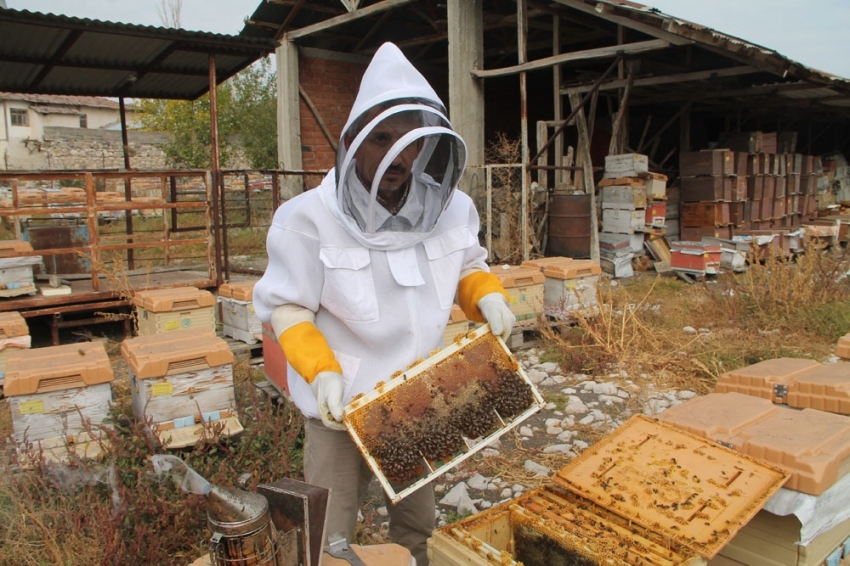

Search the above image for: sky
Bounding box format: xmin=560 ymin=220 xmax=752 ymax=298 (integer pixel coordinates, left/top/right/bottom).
xmin=8 ymin=0 xmax=850 ymax=78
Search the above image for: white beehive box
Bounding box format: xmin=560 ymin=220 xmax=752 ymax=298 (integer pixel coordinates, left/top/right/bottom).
xmin=133 ymin=286 xmax=216 ymax=336
xmin=428 ymin=415 xmax=789 ymax=566
xmin=121 ymin=328 xmax=241 ymax=449
xmin=601 ymin=185 xmax=647 ymax=210
xmin=521 ymin=257 xmax=602 ymax=320
xmin=345 ymin=325 xmax=544 ymax=504
xmin=602 ymin=208 xmax=644 ymax=234
xmin=603 ymin=153 xmax=649 ymax=178
xmin=0 ymin=311 xmax=30 ymax=388
xmin=0 ymin=240 xmax=41 ymax=297
xmin=218 ymin=280 xmax=261 ymax=344
xmin=4 ymin=341 xmax=114 ymax=461
xmin=491 ymin=265 xmax=545 ymax=327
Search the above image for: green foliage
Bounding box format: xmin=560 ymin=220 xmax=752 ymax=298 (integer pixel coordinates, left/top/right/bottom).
xmin=139 ymin=58 xmax=278 ymax=169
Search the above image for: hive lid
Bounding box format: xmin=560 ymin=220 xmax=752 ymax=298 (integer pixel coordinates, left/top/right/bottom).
xmin=551 ymin=414 xmax=789 ymax=559
xmin=218 ymin=280 xmax=256 ymax=302
xmin=787 ymin=362 xmax=850 ymax=415
xmin=0 ymin=239 xmax=33 ymax=257
xmin=716 ymin=358 xmax=822 ymax=397
xmin=543 ymin=259 xmax=601 ymax=280
xmin=448 ymin=304 xmax=468 ymax=323
xmin=121 ymin=328 xmax=234 ymax=379
xmin=132 ymin=287 xmax=216 ymax=312
xmin=656 ymin=392 xmax=850 ymax=495
xmin=0 ymin=311 xmax=28 ymax=338
xmin=3 ymin=341 xmax=114 ymax=396
xmin=491 ymin=265 xmax=545 ymax=288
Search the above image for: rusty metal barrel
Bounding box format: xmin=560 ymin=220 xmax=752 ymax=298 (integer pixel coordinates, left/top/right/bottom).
xmin=547 ymin=193 xmax=591 ymax=258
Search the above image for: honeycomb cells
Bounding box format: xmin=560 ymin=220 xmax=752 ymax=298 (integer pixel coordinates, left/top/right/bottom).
xmin=347 ymin=333 xmax=535 ymax=484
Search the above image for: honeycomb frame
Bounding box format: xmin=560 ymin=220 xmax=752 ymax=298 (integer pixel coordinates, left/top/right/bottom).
xmin=344 ymin=324 xmax=545 ymax=504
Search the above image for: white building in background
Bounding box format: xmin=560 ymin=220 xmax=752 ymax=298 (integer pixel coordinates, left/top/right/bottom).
xmin=0 ymin=93 xmax=137 ymax=170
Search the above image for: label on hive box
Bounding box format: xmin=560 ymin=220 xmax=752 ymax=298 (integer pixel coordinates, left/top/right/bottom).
xmin=152 ymin=382 xmax=174 ymax=396
xmin=19 ymin=399 xmax=44 ymax=415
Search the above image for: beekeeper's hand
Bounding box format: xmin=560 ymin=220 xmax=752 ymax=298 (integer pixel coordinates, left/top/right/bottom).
xmin=311 ymin=371 xmax=346 ymax=431
xmin=478 ymin=293 xmax=515 ymax=341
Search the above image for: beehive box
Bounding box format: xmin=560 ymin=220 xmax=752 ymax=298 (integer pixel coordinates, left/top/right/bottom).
xmin=670 ymin=241 xmax=722 ymax=275
xmin=217 ymin=280 xmax=261 ymax=344
xmin=442 ymin=304 xmax=471 ymax=346
xmin=344 ymin=325 xmax=544 ymax=504
xmin=491 ymin=265 xmax=544 ymax=325
xmin=4 ymin=341 xmax=114 ymax=460
xmin=429 ymin=414 xmax=789 ymax=566
xmin=521 ymin=257 xmax=601 ymax=320
xmin=603 ymin=153 xmax=649 ymax=178
xmin=837 ymin=333 xmax=850 ymax=359
xmin=121 ymin=328 xmax=241 ymax=449
xmin=261 ymin=322 xmax=290 ymax=398
xmin=602 ymin=208 xmax=644 ymax=234
xmin=655 ymin=392 xmax=850 ymax=495
xmin=601 ymin=185 xmax=647 ymax=210
xmin=715 ymin=358 xmax=850 ymax=415
xmin=133 ymin=286 xmax=216 ymax=336
xmin=0 ymin=241 xmax=42 ymax=297
xmin=0 ymin=310 xmax=30 ymax=388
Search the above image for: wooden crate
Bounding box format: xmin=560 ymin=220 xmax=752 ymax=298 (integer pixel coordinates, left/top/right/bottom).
xmin=603 ymin=153 xmax=649 ymax=178
xmin=492 ymin=265 xmax=545 ymax=323
xmin=521 ymin=257 xmax=601 ymax=320
xmin=345 ymin=326 xmax=544 ymax=504
xmin=681 ymin=176 xmax=733 ymax=202
xmin=681 ymin=202 xmax=730 ymax=227
xmin=133 ymin=287 xmax=216 ymax=336
xmin=218 ymin=281 xmax=261 ymax=345
xmin=429 ymin=415 xmax=788 ymax=566
xmin=4 ymin=342 xmax=114 ymax=459
xmin=680 ymin=149 xmax=735 ymax=177
xmin=121 ymin=328 xmax=240 ymax=448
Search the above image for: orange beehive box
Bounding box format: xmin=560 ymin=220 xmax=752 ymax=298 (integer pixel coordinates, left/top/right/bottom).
xmin=133 ymin=287 xmax=216 ymax=336
xmin=715 ymin=358 xmax=822 ymax=402
xmin=430 ymin=414 xmax=788 ymax=566
xmin=122 ymin=328 xmax=239 ymax=449
xmin=836 ymin=333 xmax=850 ymax=359
xmin=261 ymin=322 xmax=289 ymax=397
xmin=218 ymin=280 xmax=255 ymax=302
xmin=4 ymin=341 xmax=114 ymax=445
xmin=491 ymin=265 xmax=545 ymax=324
xmin=655 ymin=392 xmax=850 ymax=495
xmin=0 ymin=239 xmax=33 ymax=258
xmin=786 ymin=363 xmax=850 ymax=415
xmin=0 ymin=311 xmax=28 ymax=338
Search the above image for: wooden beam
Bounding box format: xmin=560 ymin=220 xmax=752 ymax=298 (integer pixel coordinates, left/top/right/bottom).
xmin=472 ymin=38 xmax=669 ymax=79
xmin=284 ymin=0 xmax=419 ymax=40
xmin=551 ymin=0 xmax=693 ymax=45
xmin=561 ymin=65 xmax=760 ymax=94
xmin=570 ymin=92 xmax=599 ymax=263
xmin=299 ymin=86 xmax=338 ymax=151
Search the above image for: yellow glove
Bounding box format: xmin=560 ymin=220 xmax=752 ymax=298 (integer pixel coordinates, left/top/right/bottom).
xmin=457 ymin=270 xmax=510 ymax=322
xmin=278 ymin=321 xmax=343 ymax=384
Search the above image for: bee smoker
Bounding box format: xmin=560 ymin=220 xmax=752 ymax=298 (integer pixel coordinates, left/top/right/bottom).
xmin=205 ymin=483 xmax=287 ymax=566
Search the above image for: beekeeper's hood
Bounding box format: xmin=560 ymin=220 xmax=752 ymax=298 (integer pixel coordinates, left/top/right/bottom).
xmin=322 ymin=42 xmax=467 ymax=250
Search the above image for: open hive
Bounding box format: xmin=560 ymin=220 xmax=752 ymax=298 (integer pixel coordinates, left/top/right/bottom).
xmin=429 ymin=415 xmax=789 ymax=566
xmin=345 ymin=325 xmax=544 ymax=503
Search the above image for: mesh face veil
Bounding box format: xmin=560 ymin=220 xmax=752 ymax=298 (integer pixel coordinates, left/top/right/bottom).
xmin=335 ymin=98 xmax=467 ymax=235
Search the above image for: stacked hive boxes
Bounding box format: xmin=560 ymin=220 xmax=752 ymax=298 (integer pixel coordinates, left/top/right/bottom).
xmin=598 ymin=153 xmax=668 ymax=277
xmin=657 ymin=391 xmax=850 ymax=566
xmin=428 ymin=414 xmax=788 ymax=566
xmin=0 ymin=240 xmax=42 ymax=297
xmin=491 ymin=265 xmax=544 ymax=328
xmin=121 ymin=328 xmax=241 ymax=449
xmin=133 ymin=286 xmax=216 ymax=336
xmin=679 ymin=149 xmax=743 ymax=241
xmin=520 ymin=256 xmax=601 ymax=320
xmin=4 ymin=341 xmax=114 ymax=462
xmin=0 ymin=311 xmax=30 ymax=388
xmin=217 ymin=280 xmax=261 ymax=344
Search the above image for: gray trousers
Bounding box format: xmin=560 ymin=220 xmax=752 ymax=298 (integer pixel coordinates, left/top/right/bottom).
xmin=304 ymin=418 xmax=435 ymax=566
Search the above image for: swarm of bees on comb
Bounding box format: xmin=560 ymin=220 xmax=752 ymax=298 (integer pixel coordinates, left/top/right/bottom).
xmin=346 ymin=331 xmax=535 ymax=484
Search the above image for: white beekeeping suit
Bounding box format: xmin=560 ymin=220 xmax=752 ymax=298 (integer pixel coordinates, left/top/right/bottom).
xmin=253 ymin=42 xmax=514 ymax=566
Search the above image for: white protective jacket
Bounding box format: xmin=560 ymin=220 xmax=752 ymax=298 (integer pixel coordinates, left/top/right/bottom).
xmin=253 ymin=43 xmax=492 ymax=420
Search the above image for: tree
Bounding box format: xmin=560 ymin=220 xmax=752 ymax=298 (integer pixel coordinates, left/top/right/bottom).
xmin=138 ymin=58 xmax=278 ymax=170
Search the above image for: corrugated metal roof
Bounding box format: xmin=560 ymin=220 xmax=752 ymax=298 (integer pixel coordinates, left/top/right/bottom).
xmin=0 ymin=8 xmax=278 ymax=100
xmin=0 ymin=93 xmax=121 ymax=108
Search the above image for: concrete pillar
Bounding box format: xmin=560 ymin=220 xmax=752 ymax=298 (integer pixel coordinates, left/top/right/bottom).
xmin=276 ymin=39 xmax=303 ymax=199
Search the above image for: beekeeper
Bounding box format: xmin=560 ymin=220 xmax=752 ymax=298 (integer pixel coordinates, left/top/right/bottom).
xmin=253 ymin=42 xmax=515 ymax=566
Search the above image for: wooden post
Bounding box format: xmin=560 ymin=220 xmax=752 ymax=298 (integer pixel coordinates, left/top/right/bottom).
xmin=569 ymin=92 xmax=599 ymax=263
xmin=209 ymin=53 xmax=223 ymax=287
xmin=119 ymin=97 xmax=135 ymax=270
xmin=518 ymin=0 xmax=530 ymax=261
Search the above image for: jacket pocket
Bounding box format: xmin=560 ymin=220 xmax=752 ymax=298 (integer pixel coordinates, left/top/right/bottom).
xmin=319 ymin=246 xmax=379 ymax=323
xmin=424 ymin=227 xmax=475 ymax=309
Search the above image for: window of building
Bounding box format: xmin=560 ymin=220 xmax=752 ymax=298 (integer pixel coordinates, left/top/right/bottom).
xmin=79 ymin=114 xmax=88 ymax=128
xmin=10 ymin=108 xmax=28 ymax=127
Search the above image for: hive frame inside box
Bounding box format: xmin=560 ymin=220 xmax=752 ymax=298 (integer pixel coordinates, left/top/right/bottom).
xmin=344 ymin=324 xmax=544 ymax=504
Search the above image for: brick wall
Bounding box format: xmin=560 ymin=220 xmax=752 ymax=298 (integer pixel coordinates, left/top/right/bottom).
xmin=299 ymin=54 xmax=367 ymax=171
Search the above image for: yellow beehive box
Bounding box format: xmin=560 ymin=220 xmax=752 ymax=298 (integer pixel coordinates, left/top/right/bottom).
xmin=521 ymin=257 xmax=602 ymax=320
xmin=4 ymin=341 xmax=114 ymax=461
xmin=121 ymin=328 xmax=241 ymax=449
xmin=491 ymin=265 xmax=544 ymax=325
xmin=217 ymin=281 xmax=261 ymax=345
xmin=442 ymin=304 xmax=470 ymax=346
xmin=429 ymin=415 xmax=789 ymax=566
xmin=837 ymin=333 xmax=850 ymax=359
xmin=0 ymin=311 xmax=30 ymax=388
xmin=133 ymin=286 xmax=216 ymax=336
xmin=0 ymin=239 xmax=33 ymax=258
